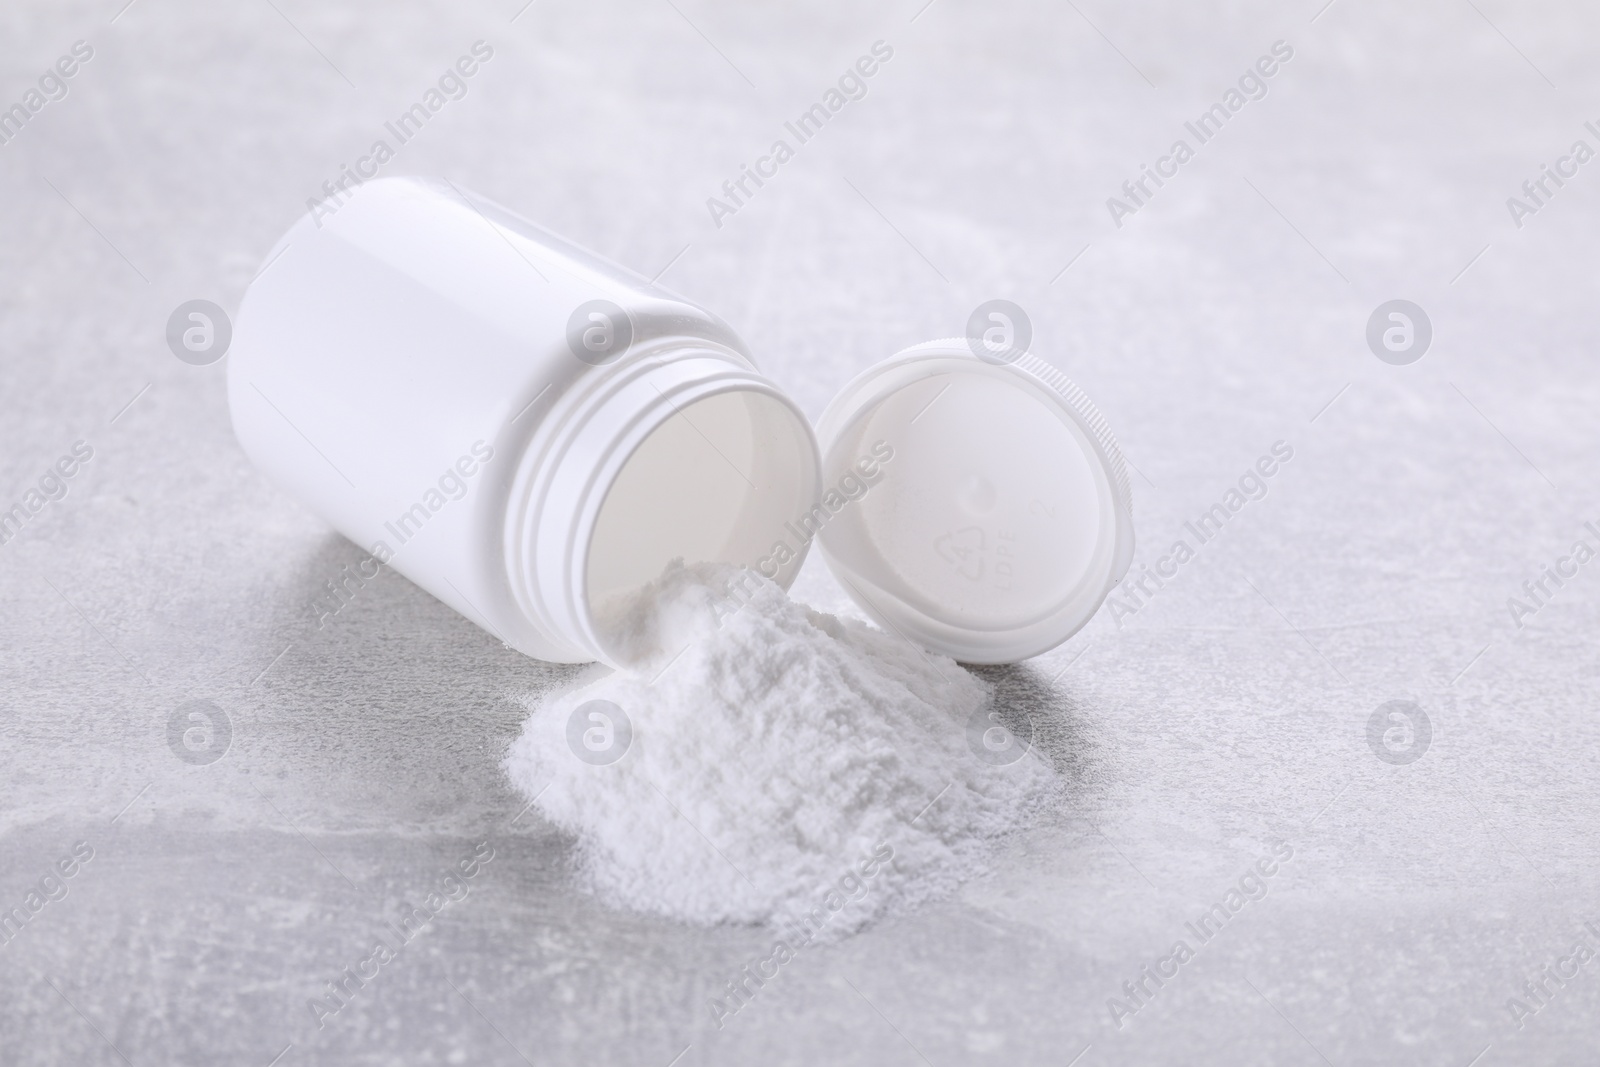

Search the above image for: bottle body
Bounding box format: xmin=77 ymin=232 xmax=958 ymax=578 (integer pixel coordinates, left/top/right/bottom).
xmin=229 ymin=178 xmax=820 ymax=664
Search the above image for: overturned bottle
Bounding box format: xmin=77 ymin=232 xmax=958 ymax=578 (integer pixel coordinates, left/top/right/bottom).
xmin=229 ymin=177 xmax=1133 ymax=665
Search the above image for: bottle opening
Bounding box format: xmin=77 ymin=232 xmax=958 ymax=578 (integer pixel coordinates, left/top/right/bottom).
xmin=584 ymin=388 xmax=818 ymax=650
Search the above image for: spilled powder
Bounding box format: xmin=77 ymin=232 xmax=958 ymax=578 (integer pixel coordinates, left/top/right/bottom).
xmin=504 ymin=561 xmax=1052 ymax=939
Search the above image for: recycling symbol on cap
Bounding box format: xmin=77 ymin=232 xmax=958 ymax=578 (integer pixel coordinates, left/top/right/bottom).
xmin=935 ymin=526 xmax=986 ymax=581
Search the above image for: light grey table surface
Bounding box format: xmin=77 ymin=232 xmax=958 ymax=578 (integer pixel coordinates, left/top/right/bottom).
xmin=3 ymin=0 xmax=1599 ymax=1064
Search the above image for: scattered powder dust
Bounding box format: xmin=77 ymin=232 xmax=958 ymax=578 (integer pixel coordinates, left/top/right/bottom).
xmin=504 ymin=560 xmax=1054 ymax=939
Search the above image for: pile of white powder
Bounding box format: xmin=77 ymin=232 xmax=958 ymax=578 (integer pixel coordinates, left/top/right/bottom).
xmin=504 ymin=561 xmax=1053 ymax=940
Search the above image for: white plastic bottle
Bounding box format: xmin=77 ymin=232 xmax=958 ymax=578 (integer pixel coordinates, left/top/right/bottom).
xmin=229 ymin=177 xmax=1134 ymax=666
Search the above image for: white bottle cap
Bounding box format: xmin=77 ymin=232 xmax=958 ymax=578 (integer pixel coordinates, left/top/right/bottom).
xmin=814 ymin=340 xmax=1135 ymax=664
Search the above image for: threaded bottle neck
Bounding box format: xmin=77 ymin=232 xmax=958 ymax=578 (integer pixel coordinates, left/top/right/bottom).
xmin=504 ymin=343 xmax=820 ymax=666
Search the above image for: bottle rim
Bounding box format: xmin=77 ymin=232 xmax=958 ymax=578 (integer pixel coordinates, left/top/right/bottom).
xmin=501 ymin=341 xmax=821 ymax=666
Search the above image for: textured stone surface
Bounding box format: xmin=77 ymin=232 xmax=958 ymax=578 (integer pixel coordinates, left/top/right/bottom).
xmin=2 ymin=0 xmax=1598 ymax=1064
